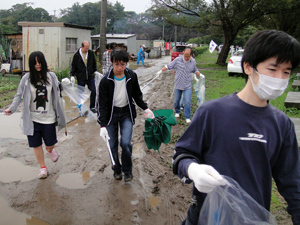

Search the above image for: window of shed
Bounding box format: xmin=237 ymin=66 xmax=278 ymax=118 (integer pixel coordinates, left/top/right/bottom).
xmin=66 ymin=38 xmax=77 ymax=52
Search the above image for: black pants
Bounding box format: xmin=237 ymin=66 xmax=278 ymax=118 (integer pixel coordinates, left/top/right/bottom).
xmin=77 ymin=78 xmax=96 ymax=109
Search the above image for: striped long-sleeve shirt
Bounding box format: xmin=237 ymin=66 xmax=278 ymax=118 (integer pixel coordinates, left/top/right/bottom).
xmin=102 ymin=50 xmax=112 ymax=71
xmin=166 ymin=56 xmax=199 ymax=90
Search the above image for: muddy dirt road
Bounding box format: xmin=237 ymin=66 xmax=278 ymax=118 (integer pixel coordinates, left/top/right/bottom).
xmin=0 ymin=56 xmax=193 ymax=225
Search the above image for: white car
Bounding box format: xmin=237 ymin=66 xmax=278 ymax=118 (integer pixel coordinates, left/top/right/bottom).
xmin=227 ymin=49 xmax=244 ymax=76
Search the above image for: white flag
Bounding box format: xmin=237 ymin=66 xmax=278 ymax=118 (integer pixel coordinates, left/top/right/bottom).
xmin=209 ymin=40 xmax=217 ymax=53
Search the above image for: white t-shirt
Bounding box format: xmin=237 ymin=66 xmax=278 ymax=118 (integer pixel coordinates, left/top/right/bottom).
xmin=113 ymin=75 xmax=128 ymax=107
xmin=30 ymin=73 xmax=56 ymax=124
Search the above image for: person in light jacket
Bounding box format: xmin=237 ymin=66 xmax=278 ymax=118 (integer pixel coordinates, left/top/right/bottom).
xmin=4 ymin=51 xmax=66 ymax=179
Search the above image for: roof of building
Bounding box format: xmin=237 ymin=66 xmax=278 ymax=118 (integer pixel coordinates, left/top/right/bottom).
xmin=17 ymin=22 xmax=94 ymax=30
xmin=91 ymin=34 xmax=136 ymax=39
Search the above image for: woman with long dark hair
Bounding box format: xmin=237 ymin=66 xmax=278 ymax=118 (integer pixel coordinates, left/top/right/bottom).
xmin=4 ymin=51 xmax=66 ymax=179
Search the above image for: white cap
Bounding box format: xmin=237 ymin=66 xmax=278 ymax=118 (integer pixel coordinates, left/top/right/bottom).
xmin=142 ymin=44 xmax=146 ymax=47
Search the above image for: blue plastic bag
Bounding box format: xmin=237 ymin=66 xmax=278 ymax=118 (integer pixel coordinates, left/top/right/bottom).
xmin=198 ymin=176 xmax=277 ymax=225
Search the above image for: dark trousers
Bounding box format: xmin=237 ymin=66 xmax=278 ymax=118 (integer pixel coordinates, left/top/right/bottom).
xmin=77 ymin=79 xmax=96 ymax=109
xmin=181 ymin=204 xmax=200 ymax=225
xmin=106 ymin=105 xmax=133 ymax=174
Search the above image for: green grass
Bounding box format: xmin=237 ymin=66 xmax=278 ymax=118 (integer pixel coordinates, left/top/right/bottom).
xmin=0 ymin=74 xmax=21 ymax=108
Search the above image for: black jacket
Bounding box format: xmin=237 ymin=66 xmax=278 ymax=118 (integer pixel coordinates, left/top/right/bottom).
xmin=70 ymin=48 xmax=97 ymax=81
xmin=97 ymin=68 xmax=148 ymax=127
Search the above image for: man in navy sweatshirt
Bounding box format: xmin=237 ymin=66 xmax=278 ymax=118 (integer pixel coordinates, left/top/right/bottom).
xmin=173 ymin=30 xmax=300 ymax=225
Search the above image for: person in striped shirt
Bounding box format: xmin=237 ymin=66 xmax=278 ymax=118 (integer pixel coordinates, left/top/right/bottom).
xmin=156 ymin=47 xmax=203 ymax=123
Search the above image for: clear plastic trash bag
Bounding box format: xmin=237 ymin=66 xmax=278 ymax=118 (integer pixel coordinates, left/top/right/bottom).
xmin=198 ymin=176 xmax=277 ymax=225
xmin=61 ymin=81 xmax=90 ymax=107
xmin=194 ymin=74 xmax=205 ymax=107
xmin=94 ymin=71 xmax=103 ymax=99
xmin=78 ymin=103 xmax=97 ymax=121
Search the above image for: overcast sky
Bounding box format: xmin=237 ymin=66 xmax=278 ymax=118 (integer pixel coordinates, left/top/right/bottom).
xmin=1 ymin=0 xmax=153 ymax=15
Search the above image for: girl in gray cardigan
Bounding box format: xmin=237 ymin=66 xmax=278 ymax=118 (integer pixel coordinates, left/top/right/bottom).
xmin=4 ymin=51 xmax=66 ymax=179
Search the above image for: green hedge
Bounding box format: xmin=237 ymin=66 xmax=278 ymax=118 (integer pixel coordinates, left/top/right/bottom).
xmin=193 ymin=46 xmax=209 ymax=57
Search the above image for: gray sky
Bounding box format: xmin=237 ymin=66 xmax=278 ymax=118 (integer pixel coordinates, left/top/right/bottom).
xmin=1 ymin=0 xmax=153 ymax=15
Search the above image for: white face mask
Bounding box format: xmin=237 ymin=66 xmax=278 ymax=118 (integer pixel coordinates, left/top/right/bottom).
xmin=249 ymin=70 xmax=289 ymax=100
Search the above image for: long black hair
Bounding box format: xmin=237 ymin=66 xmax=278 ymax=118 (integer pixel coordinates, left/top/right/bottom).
xmin=28 ymin=51 xmax=49 ymax=87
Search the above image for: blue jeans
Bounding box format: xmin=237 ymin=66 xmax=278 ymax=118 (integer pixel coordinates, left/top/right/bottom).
xmin=137 ymin=56 xmax=144 ymax=65
xmin=180 ymin=81 xmax=193 ymax=109
xmin=174 ymin=88 xmax=191 ymax=119
xmin=180 ymin=94 xmax=184 ymax=108
xmin=106 ymin=106 xmax=133 ymax=174
xmin=77 ymin=79 xmax=96 ymax=109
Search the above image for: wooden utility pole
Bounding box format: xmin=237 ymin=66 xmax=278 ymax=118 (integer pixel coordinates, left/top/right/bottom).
xmin=99 ymin=0 xmax=107 ymax=63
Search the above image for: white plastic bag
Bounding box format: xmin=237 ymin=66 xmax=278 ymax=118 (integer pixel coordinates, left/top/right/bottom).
xmin=194 ymin=74 xmax=205 ymax=107
xmin=61 ymin=79 xmax=91 ymax=117
xmin=198 ymin=176 xmax=277 ymax=225
xmin=61 ymin=81 xmax=90 ymax=107
xmin=94 ymin=71 xmax=103 ymax=99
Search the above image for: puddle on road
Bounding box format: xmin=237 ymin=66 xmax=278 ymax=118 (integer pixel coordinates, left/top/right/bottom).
xmin=56 ymin=171 xmax=96 ymax=189
xmin=148 ymin=196 xmax=160 ymax=209
xmin=0 ymin=146 xmax=6 ymax=154
xmin=0 ymin=112 xmax=26 ymax=140
xmin=132 ymin=143 xmax=146 ymax=158
xmin=0 ymin=158 xmax=37 ymax=183
xmin=0 ymin=196 xmax=50 ymax=225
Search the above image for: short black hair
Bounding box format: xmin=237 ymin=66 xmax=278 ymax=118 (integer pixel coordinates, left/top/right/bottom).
xmin=242 ymin=30 xmax=300 ymax=73
xmin=106 ymin=43 xmax=110 ymax=49
xmin=111 ymin=48 xmax=129 ymax=63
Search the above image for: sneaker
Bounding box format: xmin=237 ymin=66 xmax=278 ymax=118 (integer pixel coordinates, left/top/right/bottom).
xmin=90 ymin=108 xmax=97 ymax=113
xmin=38 ymin=168 xmax=48 ymax=179
xmin=175 ymin=113 xmax=180 ymax=118
xmin=186 ymin=119 xmax=191 ymax=123
xmin=48 ymin=149 xmax=59 ymax=162
xmin=180 ymin=107 xmax=184 ymax=110
xmin=113 ymin=172 xmax=122 ymax=180
xmin=124 ymin=173 xmax=133 ymax=182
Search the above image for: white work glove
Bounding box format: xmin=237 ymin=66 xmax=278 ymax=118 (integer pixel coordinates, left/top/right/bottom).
xmin=188 ymin=163 xmax=226 ymax=193
xmin=193 ymin=74 xmax=199 ymax=82
xmin=144 ymin=108 xmax=154 ymax=119
xmin=61 ymin=77 xmax=71 ymax=86
xmin=70 ymin=76 xmax=75 ymax=84
xmin=200 ymin=74 xmax=205 ymax=79
xmin=100 ymin=127 xmax=110 ymax=142
xmin=156 ymin=70 xmax=162 ymax=76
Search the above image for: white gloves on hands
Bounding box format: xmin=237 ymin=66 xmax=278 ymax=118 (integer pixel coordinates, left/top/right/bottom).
xmin=157 ymin=70 xmax=162 ymax=76
xmin=144 ymin=108 xmax=155 ymax=119
xmin=188 ymin=163 xmax=226 ymax=193
xmin=70 ymin=76 xmax=75 ymax=84
xmin=100 ymin=127 xmax=110 ymax=142
xmin=200 ymin=74 xmax=205 ymax=79
xmin=61 ymin=78 xmax=71 ymax=86
xmin=193 ymin=74 xmax=199 ymax=82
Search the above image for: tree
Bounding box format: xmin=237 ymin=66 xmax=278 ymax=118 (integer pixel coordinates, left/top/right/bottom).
xmin=257 ymin=0 xmax=300 ymax=40
xmin=150 ymin=0 xmax=298 ymax=65
xmin=0 ymin=3 xmax=52 ymax=33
